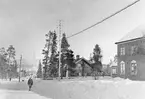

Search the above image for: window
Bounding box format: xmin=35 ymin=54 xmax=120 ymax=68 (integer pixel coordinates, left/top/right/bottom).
xmin=120 ymin=61 xmax=125 ymax=74
xmin=112 ymin=68 xmax=117 ymax=74
xmin=120 ymin=47 xmax=125 ymax=55
xmin=131 ymin=45 xmax=137 ymax=55
xmin=131 ymin=60 xmax=137 ymax=75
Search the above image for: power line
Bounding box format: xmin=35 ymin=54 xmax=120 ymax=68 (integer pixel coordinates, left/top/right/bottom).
xmin=67 ymin=0 xmax=140 ymax=38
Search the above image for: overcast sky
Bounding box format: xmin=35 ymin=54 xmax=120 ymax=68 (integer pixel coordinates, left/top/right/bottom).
xmin=0 ymin=0 xmax=144 ymax=65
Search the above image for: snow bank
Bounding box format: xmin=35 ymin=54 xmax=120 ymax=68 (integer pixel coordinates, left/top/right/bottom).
xmin=0 ymin=79 xmax=12 ymax=84
xmin=33 ymin=77 xmax=145 ymax=99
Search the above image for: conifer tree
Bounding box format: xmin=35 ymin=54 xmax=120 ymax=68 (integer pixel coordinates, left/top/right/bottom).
xmin=0 ymin=47 xmax=8 ymax=79
xmin=37 ymin=60 xmax=42 ymax=78
xmin=42 ymin=31 xmax=53 ymax=79
xmin=60 ymin=33 xmax=70 ymax=77
xmin=7 ymin=45 xmax=17 ymax=80
xmin=49 ymin=31 xmax=58 ymax=77
xmin=91 ymin=44 xmax=103 ymax=80
xmin=42 ymin=31 xmax=56 ymax=79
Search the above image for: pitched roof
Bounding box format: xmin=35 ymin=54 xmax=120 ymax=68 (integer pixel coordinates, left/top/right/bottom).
xmin=75 ymin=57 xmax=91 ymax=66
xmin=110 ymin=62 xmax=117 ymax=67
xmin=115 ymin=25 xmax=145 ymax=44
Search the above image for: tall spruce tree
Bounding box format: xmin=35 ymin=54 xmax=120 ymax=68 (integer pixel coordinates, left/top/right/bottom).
xmin=7 ymin=45 xmax=17 ymax=80
xmin=60 ymin=33 xmax=70 ymax=78
xmin=93 ymin=44 xmax=102 ymax=63
xmin=37 ymin=60 xmax=42 ymax=78
xmin=91 ymin=44 xmax=103 ymax=80
xmin=60 ymin=33 xmax=76 ymax=77
xmin=49 ymin=31 xmax=58 ymax=77
xmin=0 ymin=47 xmax=8 ymax=79
xmin=66 ymin=49 xmax=75 ymax=77
xmin=42 ymin=31 xmax=53 ymax=79
xmin=61 ymin=33 xmax=70 ymax=50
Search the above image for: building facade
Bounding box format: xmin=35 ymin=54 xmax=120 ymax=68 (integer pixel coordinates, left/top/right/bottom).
xmin=115 ymin=26 xmax=145 ymax=80
xmin=75 ymin=58 xmax=92 ymax=76
xmin=110 ymin=62 xmax=118 ymax=77
xmin=102 ymin=64 xmax=112 ymax=76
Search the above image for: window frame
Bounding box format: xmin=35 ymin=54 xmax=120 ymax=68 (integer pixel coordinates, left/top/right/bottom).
xmin=130 ymin=60 xmax=137 ymax=75
xmin=112 ymin=68 xmax=117 ymax=74
xmin=120 ymin=61 xmax=125 ymax=75
xmin=131 ymin=45 xmax=137 ymax=55
xmin=120 ymin=47 xmax=125 ymax=55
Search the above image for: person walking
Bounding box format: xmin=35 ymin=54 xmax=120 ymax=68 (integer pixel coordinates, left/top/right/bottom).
xmin=27 ymin=77 xmax=33 ymax=91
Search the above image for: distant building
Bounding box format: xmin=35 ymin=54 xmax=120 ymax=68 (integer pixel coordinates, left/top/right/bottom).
xmin=75 ymin=58 xmax=92 ymax=76
xmin=102 ymin=64 xmax=111 ymax=76
xmin=110 ymin=62 xmax=118 ymax=77
xmin=115 ymin=26 xmax=145 ymax=80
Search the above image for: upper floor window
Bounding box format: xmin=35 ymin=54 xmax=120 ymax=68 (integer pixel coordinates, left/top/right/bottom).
xmin=120 ymin=47 xmax=125 ymax=55
xmin=120 ymin=61 xmax=125 ymax=74
xmin=131 ymin=60 xmax=137 ymax=75
xmin=131 ymin=45 xmax=137 ymax=55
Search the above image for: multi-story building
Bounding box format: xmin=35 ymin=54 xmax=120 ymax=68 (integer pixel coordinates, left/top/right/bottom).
xmin=115 ymin=26 xmax=145 ymax=80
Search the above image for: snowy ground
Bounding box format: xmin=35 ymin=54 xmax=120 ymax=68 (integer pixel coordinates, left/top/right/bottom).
xmin=0 ymin=89 xmax=51 ymax=99
xmin=32 ymin=76 xmax=145 ymax=99
xmin=0 ymin=77 xmax=145 ymax=99
xmin=0 ymin=79 xmax=51 ymax=99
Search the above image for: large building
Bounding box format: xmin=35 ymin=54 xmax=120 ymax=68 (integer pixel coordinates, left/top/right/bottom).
xmin=115 ymin=26 xmax=145 ymax=80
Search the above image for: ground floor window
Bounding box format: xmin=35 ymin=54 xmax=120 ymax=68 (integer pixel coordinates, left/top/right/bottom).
xmin=120 ymin=61 xmax=125 ymax=74
xmin=131 ymin=60 xmax=137 ymax=75
xmin=112 ymin=68 xmax=117 ymax=74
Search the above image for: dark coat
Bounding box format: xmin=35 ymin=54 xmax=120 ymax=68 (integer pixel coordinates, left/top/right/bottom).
xmin=27 ymin=78 xmax=33 ymax=86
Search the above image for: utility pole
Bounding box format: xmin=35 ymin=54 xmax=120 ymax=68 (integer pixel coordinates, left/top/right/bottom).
xmin=19 ymin=55 xmax=22 ymax=82
xmin=58 ymin=20 xmax=62 ymax=79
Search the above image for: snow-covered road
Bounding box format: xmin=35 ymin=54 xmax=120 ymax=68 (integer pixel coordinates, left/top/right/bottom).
xmin=1 ymin=77 xmax=145 ymax=99
xmin=0 ymin=79 xmax=52 ymax=99
xmin=0 ymin=89 xmax=51 ymax=99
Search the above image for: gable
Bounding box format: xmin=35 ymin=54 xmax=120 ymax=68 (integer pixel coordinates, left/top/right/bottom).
xmin=75 ymin=58 xmax=91 ymax=66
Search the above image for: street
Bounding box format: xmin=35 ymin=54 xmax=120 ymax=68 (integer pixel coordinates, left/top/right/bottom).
xmin=0 ymin=77 xmax=145 ymax=99
xmin=0 ymin=80 xmax=51 ymax=99
xmin=0 ymin=89 xmax=51 ymax=99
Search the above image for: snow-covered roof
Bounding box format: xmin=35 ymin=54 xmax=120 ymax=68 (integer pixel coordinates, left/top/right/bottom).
xmin=110 ymin=62 xmax=117 ymax=67
xmin=116 ymin=25 xmax=145 ymax=44
xmin=75 ymin=57 xmax=91 ymax=66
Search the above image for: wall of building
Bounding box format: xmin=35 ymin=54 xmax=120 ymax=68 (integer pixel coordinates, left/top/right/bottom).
xmin=75 ymin=61 xmax=92 ymax=76
xmin=102 ymin=65 xmax=112 ymax=76
xmin=111 ymin=66 xmax=118 ymax=77
xmin=127 ymin=55 xmax=145 ymax=80
xmin=117 ymin=38 xmax=145 ymax=80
